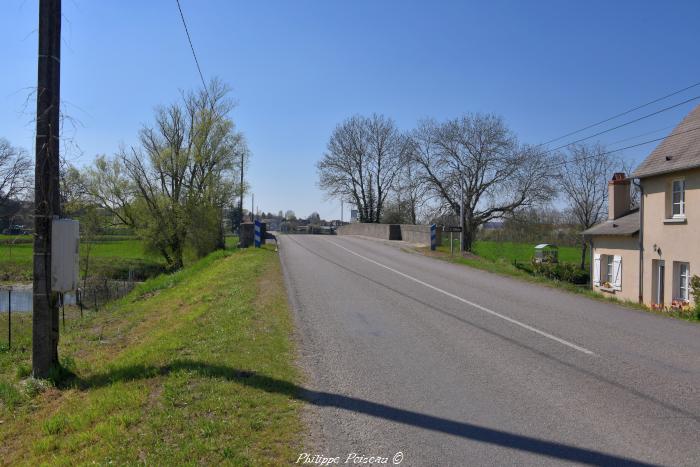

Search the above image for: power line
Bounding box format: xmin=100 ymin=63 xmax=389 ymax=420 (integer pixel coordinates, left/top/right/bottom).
xmin=543 ymin=94 xmax=700 ymax=155
xmin=540 ymin=80 xmax=700 ymax=146
xmin=605 ymin=124 xmax=677 ymax=147
xmin=545 ymin=124 xmax=700 ymax=170
xmin=175 ymin=0 xmax=209 ymax=98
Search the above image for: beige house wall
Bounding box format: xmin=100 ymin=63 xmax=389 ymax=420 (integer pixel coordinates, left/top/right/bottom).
xmin=641 ymin=167 xmax=700 ymax=306
xmin=590 ymin=235 xmax=640 ymax=303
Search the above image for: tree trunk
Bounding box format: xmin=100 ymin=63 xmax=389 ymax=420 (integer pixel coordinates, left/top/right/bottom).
xmin=167 ymin=236 xmax=184 ymax=270
xmin=580 ymin=241 xmax=587 ymax=270
xmin=216 ymin=211 xmax=225 ymax=250
xmin=462 ymin=220 xmax=475 ymax=252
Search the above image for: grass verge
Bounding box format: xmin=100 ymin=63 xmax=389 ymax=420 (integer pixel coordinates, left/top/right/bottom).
xmin=0 ymin=244 xmax=303 ymax=464
xmin=441 ymin=239 xmax=588 ymax=266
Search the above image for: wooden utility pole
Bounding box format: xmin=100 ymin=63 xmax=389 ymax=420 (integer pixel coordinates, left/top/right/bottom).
xmin=33 ymin=0 xmax=62 ymax=378
xmin=238 ymin=152 xmax=244 ymax=231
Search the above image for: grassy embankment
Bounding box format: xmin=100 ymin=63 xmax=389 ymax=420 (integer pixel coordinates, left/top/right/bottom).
xmin=0 ymin=243 xmax=303 ymax=464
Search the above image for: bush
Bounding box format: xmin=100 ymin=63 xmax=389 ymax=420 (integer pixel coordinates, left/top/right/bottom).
xmin=691 ymin=275 xmax=700 ymax=320
xmin=531 ymin=261 xmax=589 ymax=285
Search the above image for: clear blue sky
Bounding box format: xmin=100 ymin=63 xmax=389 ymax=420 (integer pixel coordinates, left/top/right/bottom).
xmin=2 ymin=0 xmax=700 ymax=220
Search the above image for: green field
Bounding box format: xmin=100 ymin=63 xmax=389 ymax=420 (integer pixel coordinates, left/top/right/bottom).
xmin=0 ymin=237 xmax=166 ymax=283
xmin=441 ymin=238 xmax=588 ymax=266
xmin=0 ymin=234 xmax=32 ymax=242
xmin=0 ymin=243 xmax=303 ymax=464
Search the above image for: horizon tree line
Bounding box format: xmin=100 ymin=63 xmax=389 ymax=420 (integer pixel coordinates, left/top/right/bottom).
xmin=317 ymin=112 xmax=632 ymax=258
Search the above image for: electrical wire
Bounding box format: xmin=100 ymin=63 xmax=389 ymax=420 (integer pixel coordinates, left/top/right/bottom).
xmin=542 ymin=95 xmax=700 ymax=155
xmin=604 ymin=124 xmax=677 ymax=147
xmin=175 ymin=0 xmax=210 ymax=101
xmin=545 ymin=125 xmax=700 ymax=170
xmin=539 ymin=80 xmax=700 ymax=146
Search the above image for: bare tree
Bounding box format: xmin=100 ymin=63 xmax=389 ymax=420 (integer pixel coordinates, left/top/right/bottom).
xmin=558 ymin=143 xmax=622 ymax=269
xmin=387 ymin=156 xmax=429 ymax=224
xmin=318 ymin=114 xmax=409 ymax=223
xmin=412 ymin=114 xmax=554 ymax=251
xmin=0 ymin=138 xmax=32 ymax=208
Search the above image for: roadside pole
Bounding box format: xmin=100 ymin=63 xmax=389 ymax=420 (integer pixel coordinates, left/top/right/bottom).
xmin=32 ymin=0 xmax=62 ymax=378
xmin=238 ymin=151 xmax=244 ymax=231
xmin=459 ymin=178 xmax=464 ymax=254
xmin=7 ymin=288 xmax=11 ymax=350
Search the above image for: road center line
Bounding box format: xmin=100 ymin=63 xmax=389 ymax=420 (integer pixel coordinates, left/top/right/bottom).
xmin=325 ymin=238 xmax=595 ymax=356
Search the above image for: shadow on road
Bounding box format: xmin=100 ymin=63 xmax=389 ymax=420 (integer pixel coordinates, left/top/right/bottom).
xmin=72 ymin=358 xmax=657 ymax=466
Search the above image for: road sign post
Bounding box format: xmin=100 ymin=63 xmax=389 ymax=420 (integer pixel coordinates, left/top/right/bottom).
xmin=442 ymin=226 xmax=462 ymax=257
xmin=430 ymin=224 xmax=437 ymax=251
xmin=254 ymin=220 xmax=262 ymax=248
xmin=7 ymin=288 xmax=11 ymax=350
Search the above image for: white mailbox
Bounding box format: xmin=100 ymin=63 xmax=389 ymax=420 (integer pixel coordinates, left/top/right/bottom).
xmin=51 ymin=219 xmax=80 ymax=292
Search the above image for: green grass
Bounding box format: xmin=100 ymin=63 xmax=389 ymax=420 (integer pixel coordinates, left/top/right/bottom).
xmin=0 ymin=237 xmax=166 ymax=282
xmin=440 ymin=238 xmax=588 ymax=266
xmin=1 ymin=236 xmax=241 ymax=283
xmin=0 ymin=234 xmax=32 ymax=242
xmin=0 ymin=243 xmax=303 ymax=464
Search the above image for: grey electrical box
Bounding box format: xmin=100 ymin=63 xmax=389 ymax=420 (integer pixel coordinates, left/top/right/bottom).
xmin=51 ymin=219 xmax=80 ymax=292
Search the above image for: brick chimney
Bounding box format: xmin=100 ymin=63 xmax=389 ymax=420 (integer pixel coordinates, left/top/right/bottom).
xmin=608 ymin=172 xmax=631 ymax=220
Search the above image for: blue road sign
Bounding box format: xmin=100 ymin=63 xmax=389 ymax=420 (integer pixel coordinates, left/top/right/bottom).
xmin=254 ymin=220 xmax=262 ymax=248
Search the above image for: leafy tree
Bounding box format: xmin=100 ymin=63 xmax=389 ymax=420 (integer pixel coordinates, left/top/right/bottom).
xmin=84 ymin=80 xmax=248 ymax=269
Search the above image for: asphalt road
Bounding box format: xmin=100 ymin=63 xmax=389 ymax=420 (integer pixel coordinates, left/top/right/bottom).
xmin=279 ymin=234 xmax=700 ymax=466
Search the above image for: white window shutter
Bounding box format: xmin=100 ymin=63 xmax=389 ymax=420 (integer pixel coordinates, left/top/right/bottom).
xmin=593 ymin=253 xmax=601 ymax=286
xmin=613 ymin=255 xmax=622 ymax=290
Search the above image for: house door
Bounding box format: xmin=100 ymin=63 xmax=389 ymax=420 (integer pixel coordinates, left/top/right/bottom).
xmin=656 ymin=261 xmax=665 ymax=305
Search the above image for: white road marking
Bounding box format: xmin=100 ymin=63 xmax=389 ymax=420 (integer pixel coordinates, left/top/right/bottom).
xmin=325 ymin=238 xmax=595 ymax=356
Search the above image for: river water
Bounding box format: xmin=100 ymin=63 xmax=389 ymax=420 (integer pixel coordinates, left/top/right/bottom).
xmin=0 ymin=286 xmax=77 ymax=313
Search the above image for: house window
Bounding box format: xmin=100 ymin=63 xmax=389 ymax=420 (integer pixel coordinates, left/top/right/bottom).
xmin=595 ymin=254 xmax=622 ymax=290
xmin=676 ymin=262 xmax=690 ymax=301
xmin=606 ymin=255 xmax=614 ymax=283
xmin=672 ymin=180 xmax=685 ymax=218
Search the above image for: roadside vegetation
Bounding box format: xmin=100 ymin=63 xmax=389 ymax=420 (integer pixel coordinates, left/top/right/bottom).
xmin=0 ymin=244 xmax=303 ymax=464
xmin=454 ymin=239 xmax=585 ymax=265
xmin=417 ymin=238 xmax=699 ymax=322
